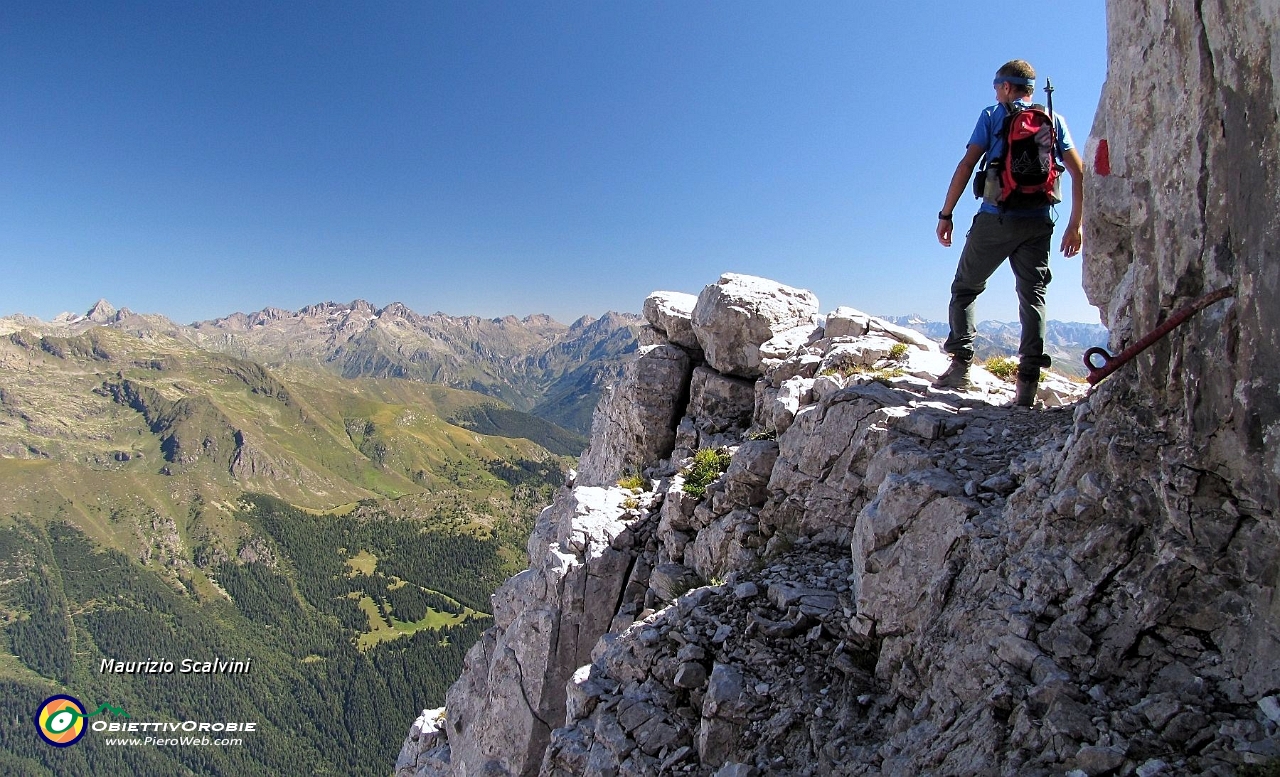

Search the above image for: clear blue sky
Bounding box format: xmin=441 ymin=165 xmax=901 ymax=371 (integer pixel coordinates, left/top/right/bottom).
xmin=1 ymin=2 xmax=1108 ymax=326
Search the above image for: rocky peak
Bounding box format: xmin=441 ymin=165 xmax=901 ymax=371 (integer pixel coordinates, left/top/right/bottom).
xmin=568 ymin=314 xmax=597 ymax=332
xmin=691 ymin=274 xmax=820 ymax=378
xmin=86 ymin=299 xmax=118 ymax=323
xmin=249 ymin=307 xmax=290 ymax=325
xmin=297 ymin=301 xmax=335 ymax=318
xmin=379 ymin=302 xmax=417 ymax=322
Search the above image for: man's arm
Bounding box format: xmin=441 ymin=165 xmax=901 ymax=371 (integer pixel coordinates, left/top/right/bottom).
xmin=937 ymin=144 xmax=986 ymax=247
xmin=1059 ymin=148 xmax=1085 ymax=257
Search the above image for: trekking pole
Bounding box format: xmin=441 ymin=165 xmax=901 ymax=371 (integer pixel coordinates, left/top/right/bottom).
xmin=1043 ymin=77 xmax=1065 ymax=193
xmin=1044 ymin=78 xmax=1060 ymax=164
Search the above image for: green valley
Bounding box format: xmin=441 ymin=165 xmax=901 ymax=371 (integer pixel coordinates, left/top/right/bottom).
xmin=0 ymin=318 xmax=584 ymax=775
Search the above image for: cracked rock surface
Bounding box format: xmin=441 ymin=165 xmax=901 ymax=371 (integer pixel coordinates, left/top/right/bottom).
xmin=396 ymin=254 xmax=1279 ymax=777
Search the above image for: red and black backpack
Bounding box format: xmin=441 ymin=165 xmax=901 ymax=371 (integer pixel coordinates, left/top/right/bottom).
xmin=973 ymin=99 xmax=1065 ymax=210
xmin=998 ymin=104 xmax=1063 ymax=208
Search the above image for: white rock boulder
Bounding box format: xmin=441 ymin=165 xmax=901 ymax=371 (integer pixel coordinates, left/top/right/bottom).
xmin=643 ymin=291 xmax=701 ymax=350
xmin=691 ymin=274 xmax=820 ymax=378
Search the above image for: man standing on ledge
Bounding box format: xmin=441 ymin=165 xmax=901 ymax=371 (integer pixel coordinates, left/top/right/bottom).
xmin=934 ymin=59 xmax=1084 ymax=407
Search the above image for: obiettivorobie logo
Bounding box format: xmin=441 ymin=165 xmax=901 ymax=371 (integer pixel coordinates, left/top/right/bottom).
xmin=35 ymin=694 xmax=256 ymax=748
xmin=34 ymin=695 xmax=130 ymax=747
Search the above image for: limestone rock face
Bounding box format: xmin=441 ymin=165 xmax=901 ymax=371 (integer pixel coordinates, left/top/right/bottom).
xmin=691 ymin=274 xmax=820 ymax=378
xmin=398 ymin=15 xmax=1280 ymax=761
xmin=577 ymin=344 xmax=691 ymax=487
xmin=395 ymin=709 xmax=449 ymax=776
xmin=686 ymin=367 xmax=755 ymax=436
xmin=400 ymin=273 xmax=1279 ymax=777
xmin=1085 ymin=0 xmax=1280 ymax=696
xmin=1086 ymin=0 xmax=1280 ymax=507
xmin=397 ymin=486 xmax=655 ymax=777
xmin=823 ymin=306 xmax=870 ymax=339
xmin=643 ymin=291 xmax=701 ymax=350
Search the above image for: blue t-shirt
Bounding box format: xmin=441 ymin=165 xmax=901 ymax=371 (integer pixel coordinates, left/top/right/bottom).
xmin=970 ymin=99 xmax=1074 ymax=217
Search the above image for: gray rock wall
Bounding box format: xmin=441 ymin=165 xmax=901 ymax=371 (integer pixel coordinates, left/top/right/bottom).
xmin=1086 ymin=0 xmax=1280 ymax=699
xmin=1086 ymin=0 xmax=1280 ymax=505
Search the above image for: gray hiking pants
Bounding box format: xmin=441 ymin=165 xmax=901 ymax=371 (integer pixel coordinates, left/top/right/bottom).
xmin=942 ymin=212 xmax=1055 ymax=374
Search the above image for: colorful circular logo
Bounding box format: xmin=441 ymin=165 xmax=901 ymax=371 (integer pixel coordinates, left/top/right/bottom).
xmin=35 ymin=695 xmax=87 ymax=747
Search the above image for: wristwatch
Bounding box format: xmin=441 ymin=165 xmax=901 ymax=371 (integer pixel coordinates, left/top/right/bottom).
xmin=938 ymin=212 xmax=953 ymax=221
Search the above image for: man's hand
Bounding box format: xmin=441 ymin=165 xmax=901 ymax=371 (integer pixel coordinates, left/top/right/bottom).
xmin=937 ymin=218 xmax=954 ymax=247
xmin=938 ymin=145 xmax=984 ymax=249
xmin=1060 ymin=148 xmax=1085 ymax=258
xmin=1060 ymin=221 xmax=1082 ymax=257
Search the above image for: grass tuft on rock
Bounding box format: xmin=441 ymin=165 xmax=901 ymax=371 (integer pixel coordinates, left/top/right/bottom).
xmin=681 ymin=448 xmax=731 ymax=498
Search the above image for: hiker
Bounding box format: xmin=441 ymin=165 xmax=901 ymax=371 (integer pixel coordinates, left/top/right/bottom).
xmin=933 ymin=59 xmax=1084 ymax=407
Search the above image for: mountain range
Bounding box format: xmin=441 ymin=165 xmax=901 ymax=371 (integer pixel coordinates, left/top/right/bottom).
xmin=3 ymin=299 xmax=644 ymax=436
xmin=0 ymin=300 xmax=635 ymax=775
xmin=10 ymin=300 xmax=1109 ymax=393
xmin=884 ymin=315 xmax=1109 ymax=377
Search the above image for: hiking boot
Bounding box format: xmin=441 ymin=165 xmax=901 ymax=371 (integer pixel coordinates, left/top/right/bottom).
xmin=933 ymin=358 xmax=973 ymax=390
xmin=1014 ymin=369 xmax=1040 ymax=408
